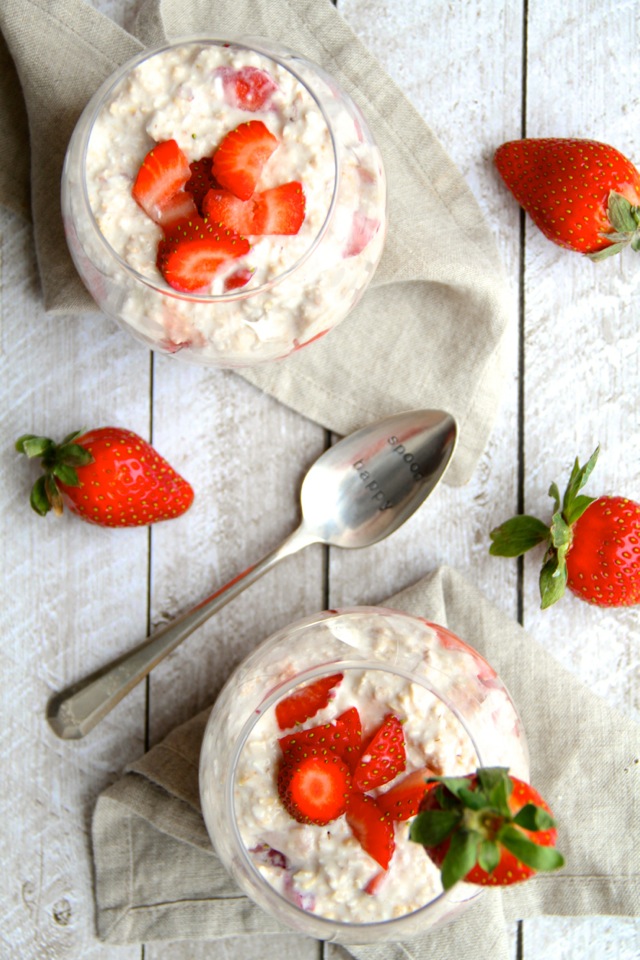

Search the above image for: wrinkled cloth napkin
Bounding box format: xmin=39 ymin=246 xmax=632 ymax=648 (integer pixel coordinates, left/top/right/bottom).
xmin=0 ymin=0 xmax=513 ymax=486
xmin=93 ymin=566 xmax=640 ymax=957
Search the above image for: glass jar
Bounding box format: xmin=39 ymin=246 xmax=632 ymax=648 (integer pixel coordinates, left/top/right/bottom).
xmin=199 ymin=607 xmax=528 ymax=943
xmin=61 ymin=37 xmax=386 ymax=367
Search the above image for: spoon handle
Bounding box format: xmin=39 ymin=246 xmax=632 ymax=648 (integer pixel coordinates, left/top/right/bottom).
xmin=47 ymin=525 xmax=316 ymax=740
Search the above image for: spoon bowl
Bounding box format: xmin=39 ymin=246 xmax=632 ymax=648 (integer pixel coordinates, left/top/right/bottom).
xmin=47 ymin=409 xmax=457 ymax=739
xmin=300 ymin=409 xmax=456 ymax=548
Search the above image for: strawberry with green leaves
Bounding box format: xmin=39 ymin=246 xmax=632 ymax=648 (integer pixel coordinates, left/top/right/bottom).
xmin=410 ymin=767 xmax=564 ymax=889
xmin=495 ymin=138 xmax=640 ymax=260
xmin=489 ymin=447 xmax=640 ymax=608
xmin=16 ymin=428 xmax=193 ymax=527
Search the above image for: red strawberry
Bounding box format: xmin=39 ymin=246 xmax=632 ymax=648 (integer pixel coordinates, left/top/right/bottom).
xmin=376 ymin=767 xmax=435 ymax=821
xmin=217 ymin=66 xmax=278 ymax=112
xmin=132 ymin=139 xmax=191 ymax=222
xmin=202 ymin=188 xmax=256 ymax=236
xmin=410 ymin=767 xmax=564 ymax=889
xmin=253 ymin=182 xmax=306 ymax=235
xmin=275 ymin=674 xmax=343 ymax=731
xmin=278 ymin=707 xmax=362 ymax=765
xmin=334 ymin=707 xmax=362 ymax=759
xmin=185 ymin=158 xmax=218 ymax=214
xmin=157 ymin=217 xmax=250 ymax=293
xmin=212 ymin=121 xmax=279 ymax=200
xmin=154 ymin=190 xmax=199 ymax=230
xmin=277 ymin=752 xmax=352 ymax=826
xmin=203 ymin=181 xmax=305 ymax=236
xmin=345 ymin=793 xmax=395 ymax=869
xmin=352 ymin=714 xmax=406 ymax=791
xmin=364 ymin=870 xmax=386 ymax=895
xmin=16 ymin=428 xmax=193 ymax=527
xmin=430 ymin=623 xmax=498 ymax=684
xmin=494 ymin=138 xmax=640 ymax=260
xmin=489 ymin=446 xmax=640 ymax=608
xmin=224 ymin=267 xmax=254 ymax=292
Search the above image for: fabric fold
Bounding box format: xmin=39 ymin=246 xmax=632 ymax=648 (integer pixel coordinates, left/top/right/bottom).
xmin=92 ymin=566 xmax=640 ymax=955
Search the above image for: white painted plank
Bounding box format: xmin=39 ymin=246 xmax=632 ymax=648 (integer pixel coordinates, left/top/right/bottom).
xmin=521 ymin=0 xmax=640 ymax=955
xmin=147 ymin=361 xmax=328 ymax=744
xmin=337 ymin=0 xmax=522 ymax=620
xmin=0 ymin=208 xmax=145 ymax=960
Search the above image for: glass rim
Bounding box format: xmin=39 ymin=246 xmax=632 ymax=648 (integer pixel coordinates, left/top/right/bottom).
xmin=226 ymin=654 xmax=486 ymax=934
xmin=73 ymin=35 xmax=340 ymax=303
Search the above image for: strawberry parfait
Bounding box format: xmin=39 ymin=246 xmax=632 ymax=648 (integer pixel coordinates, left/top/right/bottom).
xmin=61 ymin=38 xmax=386 ymax=366
xmin=200 ymin=608 xmax=529 ymax=942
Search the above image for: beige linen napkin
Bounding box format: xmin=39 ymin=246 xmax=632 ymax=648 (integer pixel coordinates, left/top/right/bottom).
xmin=92 ymin=566 xmax=640 ymax=956
xmin=0 ymin=0 xmax=512 ymax=486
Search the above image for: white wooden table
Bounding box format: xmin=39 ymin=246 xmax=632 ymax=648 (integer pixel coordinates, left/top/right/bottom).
xmin=2 ymin=1 xmax=639 ymax=957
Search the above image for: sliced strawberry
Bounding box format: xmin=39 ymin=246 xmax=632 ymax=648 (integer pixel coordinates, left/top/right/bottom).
xmin=203 ymin=188 xmax=256 ymax=235
xmin=277 ymin=753 xmax=352 ymax=826
xmin=132 ymin=139 xmax=191 ymax=221
xmin=364 ymin=870 xmax=387 ymax=895
xmin=278 ymin=707 xmax=362 ymax=763
xmin=217 ymin=66 xmax=278 ymax=111
xmin=154 ymin=190 xmax=199 ymax=230
xmin=333 ymin=707 xmax=363 ymax=770
xmin=352 ymin=714 xmax=406 ymax=791
xmin=204 ymin=181 xmax=305 ymax=236
xmin=249 ymin=844 xmax=288 ymax=870
xmin=185 ymin=158 xmax=218 ymax=213
xmin=253 ymin=181 xmax=306 ymax=235
xmin=346 ymin=793 xmax=395 ymax=869
xmin=275 ymin=673 xmax=343 ymax=731
xmin=376 ymin=767 xmax=435 ymax=821
xmin=224 ymin=267 xmax=253 ymax=292
xmin=212 ymin=121 xmax=279 ymax=200
xmin=157 ymin=217 xmax=249 ymax=293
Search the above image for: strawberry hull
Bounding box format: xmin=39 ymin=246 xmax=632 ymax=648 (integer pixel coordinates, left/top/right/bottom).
xmin=62 ymin=39 xmax=386 ymax=367
xmin=200 ymin=608 xmax=529 ymax=943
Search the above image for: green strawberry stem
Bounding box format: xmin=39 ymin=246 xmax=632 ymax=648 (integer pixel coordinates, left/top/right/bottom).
xmin=489 ymin=447 xmax=599 ymax=608
xmin=589 ymin=191 xmax=640 ymax=261
xmin=16 ymin=431 xmax=93 ymax=517
xmin=409 ymin=767 xmax=564 ymax=890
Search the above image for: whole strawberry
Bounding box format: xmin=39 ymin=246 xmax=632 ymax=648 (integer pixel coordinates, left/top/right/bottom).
xmin=489 ymin=447 xmax=640 ymax=608
xmin=409 ymin=767 xmax=564 ymax=890
xmin=494 ymin=138 xmax=640 ymax=260
xmin=16 ymin=427 xmax=194 ymax=527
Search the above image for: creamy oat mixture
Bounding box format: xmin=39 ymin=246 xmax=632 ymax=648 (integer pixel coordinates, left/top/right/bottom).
xmin=232 ymin=614 xmax=529 ymax=924
xmin=66 ymin=41 xmax=386 ymax=364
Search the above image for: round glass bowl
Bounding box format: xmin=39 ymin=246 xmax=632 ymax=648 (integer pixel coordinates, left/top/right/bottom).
xmin=61 ymin=37 xmax=386 ymax=367
xmin=200 ymin=607 xmax=529 ymax=943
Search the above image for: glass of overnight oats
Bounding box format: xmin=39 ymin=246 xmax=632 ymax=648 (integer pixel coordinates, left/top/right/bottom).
xmin=200 ymin=608 xmax=529 ymax=943
xmin=61 ymin=37 xmax=386 ymax=367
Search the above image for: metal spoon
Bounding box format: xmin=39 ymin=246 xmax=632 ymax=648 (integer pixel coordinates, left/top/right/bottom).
xmin=47 ymin=409 xmax=457 ymax=739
